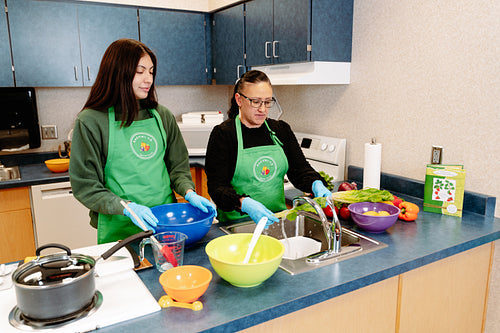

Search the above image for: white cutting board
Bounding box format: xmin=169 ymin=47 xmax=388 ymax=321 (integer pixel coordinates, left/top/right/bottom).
xmin=0 ymin=243 xmax=161 ymax=333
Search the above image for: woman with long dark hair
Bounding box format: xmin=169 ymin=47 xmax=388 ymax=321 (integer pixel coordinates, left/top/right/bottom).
xmin=70 ymin=38 xmax=215 ymax=244
xmin=205 ymin=70 xmax=330 ymax=225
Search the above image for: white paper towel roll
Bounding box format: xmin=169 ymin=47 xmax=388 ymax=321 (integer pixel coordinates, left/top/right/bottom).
xmin=363 ymin=141 xmax=382 ymax=189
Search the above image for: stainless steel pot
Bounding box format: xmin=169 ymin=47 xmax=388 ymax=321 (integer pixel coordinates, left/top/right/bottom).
xmin=12 ymin=230 xmax=152 ymax=320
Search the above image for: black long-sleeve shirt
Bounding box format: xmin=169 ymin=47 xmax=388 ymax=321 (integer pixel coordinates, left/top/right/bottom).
xmin=205 ymin=118 xmax=323 ymax=212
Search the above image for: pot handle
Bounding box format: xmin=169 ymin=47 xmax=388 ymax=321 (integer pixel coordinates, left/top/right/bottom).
xmin=36 ymin=243 xmax=72 ymax=257
xmin=100 ymin=230 xmax=153 ymax=260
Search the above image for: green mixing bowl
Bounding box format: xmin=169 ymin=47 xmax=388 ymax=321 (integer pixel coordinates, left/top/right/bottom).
xmin=205 ymin=233 xmax=284 ymax=288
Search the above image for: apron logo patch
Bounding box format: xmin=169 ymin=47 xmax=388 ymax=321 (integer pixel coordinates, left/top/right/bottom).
xmin=253 ymin=156 xmax=277 ymax=182
xmin=130 ymin=132 xmax=158 ymax=159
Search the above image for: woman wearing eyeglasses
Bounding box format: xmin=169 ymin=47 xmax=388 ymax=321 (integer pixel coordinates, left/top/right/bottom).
xmin=205 ymin=70 xmax=330 ymax=225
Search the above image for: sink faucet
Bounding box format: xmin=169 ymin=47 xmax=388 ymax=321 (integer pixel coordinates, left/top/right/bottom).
xmin=292 ymin=196 xmax=343 ymax=263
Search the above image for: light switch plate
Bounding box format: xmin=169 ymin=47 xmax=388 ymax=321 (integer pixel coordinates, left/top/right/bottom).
xmin=41 ymin=125 xmax=58 ymax=139
xmin=431 ymin=146 xmax=442 ymax=164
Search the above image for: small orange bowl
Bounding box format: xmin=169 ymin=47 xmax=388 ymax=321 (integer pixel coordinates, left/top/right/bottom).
xmin=44 ymin=158 xmax=70 ymax=173
xmin=159 ymin=265 xmax=212 ymax=303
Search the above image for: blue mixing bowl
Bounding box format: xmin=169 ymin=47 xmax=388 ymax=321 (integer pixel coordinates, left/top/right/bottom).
xmin=151 ymin=203 xmax=215 ymax=246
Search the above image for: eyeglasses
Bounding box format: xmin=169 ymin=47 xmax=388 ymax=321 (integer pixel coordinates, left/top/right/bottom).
xmin=238 ymin=92 xmax=276 ymax=109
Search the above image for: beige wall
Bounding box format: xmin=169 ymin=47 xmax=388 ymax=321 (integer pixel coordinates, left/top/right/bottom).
xmin=276 ymin=0 xmax=499 ymax=218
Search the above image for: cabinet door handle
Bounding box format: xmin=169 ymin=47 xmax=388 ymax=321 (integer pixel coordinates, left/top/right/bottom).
xmin=74 ymin=66 xmax=78 ymax=81
xmin=87 ymin=66 xmax=91 ymax=81
xmin=237 ymin=65 xmax=244 ymax=81
xmin=273 ymin=41 xmax=279 ymax=58
xmin=265 ymin=41 xmax=271 ymax=59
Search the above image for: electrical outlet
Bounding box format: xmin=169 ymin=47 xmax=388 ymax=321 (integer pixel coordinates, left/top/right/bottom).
xmin=431 ymin=146 xmax=443 ymax=164
xmin=41 ymin=125 xmax=58 ymax=139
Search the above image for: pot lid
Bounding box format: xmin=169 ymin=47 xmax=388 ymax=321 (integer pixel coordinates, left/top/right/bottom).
xmin=13 ymin=244 xmax=94 ymax=287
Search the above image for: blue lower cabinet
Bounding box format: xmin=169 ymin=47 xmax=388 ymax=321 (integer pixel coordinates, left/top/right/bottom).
xmin=140 ymin=9 xmax=208 ymax=86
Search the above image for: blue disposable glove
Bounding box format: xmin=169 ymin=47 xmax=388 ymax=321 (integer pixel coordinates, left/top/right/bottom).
xmin=240 ymin=197 xmax=279 ymax=227
xmin=123 ymin=202 xmax=158 ymax=231
xmin=185 ymin=191 xmax=217 ymax=216
xmin=312 ymin=180 xmax=331 ymax=198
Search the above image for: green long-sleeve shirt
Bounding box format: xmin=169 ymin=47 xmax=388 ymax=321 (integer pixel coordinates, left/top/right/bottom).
xmin=69 ymin=104 xmax=194 ymax=228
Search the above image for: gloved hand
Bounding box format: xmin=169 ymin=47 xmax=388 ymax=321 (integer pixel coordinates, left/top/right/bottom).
xmin=312 ymin=180 xmax=331 ymax=198
xmin=240 ymin=197 xmax=279 ymax=227
xmin=185 ymin=191 xmax=217 ymax=216
xmin=123 ymin=202 xmax=158 ymax=231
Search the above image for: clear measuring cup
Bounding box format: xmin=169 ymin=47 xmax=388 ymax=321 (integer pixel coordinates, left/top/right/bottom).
xmin=140 ymin=231 xmax=187 ymax=272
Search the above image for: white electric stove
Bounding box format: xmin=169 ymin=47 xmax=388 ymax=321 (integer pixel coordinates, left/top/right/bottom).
xmin=284 ymin=132 xmax=346 ymax=195
xmin=0 ymin=244 xmax=160 ymax=333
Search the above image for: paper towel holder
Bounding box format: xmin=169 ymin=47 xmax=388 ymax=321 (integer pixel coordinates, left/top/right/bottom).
xmin=371 ymin=138 xmax=376 ymax=144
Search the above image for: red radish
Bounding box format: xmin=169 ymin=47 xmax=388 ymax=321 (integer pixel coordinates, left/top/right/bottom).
xmin=338 ymin=182 xmax=358 ymax=191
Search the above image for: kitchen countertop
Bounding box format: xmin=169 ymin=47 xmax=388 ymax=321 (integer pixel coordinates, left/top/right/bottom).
xmin=2 ymin=159 xmax=499 ymax=332
xmin=0 ymin=152 xmax=206 ymax=189
xmin=95 ymin=169 xmax=499 ymax=333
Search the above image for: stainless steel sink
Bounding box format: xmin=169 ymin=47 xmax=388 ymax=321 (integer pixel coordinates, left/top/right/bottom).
xmin=0 ymin=165 xmax=21 ymax=181
xmin=219 ymin=211 xmax=387 ymax=275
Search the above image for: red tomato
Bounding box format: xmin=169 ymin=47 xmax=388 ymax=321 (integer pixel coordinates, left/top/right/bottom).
xmin=392 ymin=195 xmax=404 ymax=208
xmin=339 ymin=206 xmax=351 ymax=220
xmin=323 ymin=205 xmax=333 ymax=218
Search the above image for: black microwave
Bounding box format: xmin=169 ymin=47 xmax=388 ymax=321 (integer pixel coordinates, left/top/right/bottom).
xmin=0 ymin=87 xmax=41 ymax=150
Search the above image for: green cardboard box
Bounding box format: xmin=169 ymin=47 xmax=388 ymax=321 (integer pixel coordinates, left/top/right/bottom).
xmin=423 ymin=164 xmax=466 ymax=217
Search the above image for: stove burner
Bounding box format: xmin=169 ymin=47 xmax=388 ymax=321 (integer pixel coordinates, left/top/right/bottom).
xmin=8 ymin=290 xmax=103 ymax=331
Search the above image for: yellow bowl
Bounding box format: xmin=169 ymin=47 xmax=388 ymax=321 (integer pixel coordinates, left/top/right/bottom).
xmin=159 ymin=265 xmax=212 ymax=303
xmin=44 ymin=158 xmax=70 ymax=173
xmin=205 ymin=234 xmax=284 ymax=288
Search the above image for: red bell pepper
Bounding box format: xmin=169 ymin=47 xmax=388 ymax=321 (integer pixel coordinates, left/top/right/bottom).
xmin=398 ymin=202 xmax=419 ymax=221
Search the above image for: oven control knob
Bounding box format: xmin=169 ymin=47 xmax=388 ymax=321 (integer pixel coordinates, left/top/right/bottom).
xmin=328 ymin=145 xmax=336 ymax=153
xmin=321 ymin=143 xmax=328 ymax=151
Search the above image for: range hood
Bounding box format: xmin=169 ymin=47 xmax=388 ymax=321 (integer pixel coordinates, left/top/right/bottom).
xmin=251 ymin=61 xmax=350 ymax=85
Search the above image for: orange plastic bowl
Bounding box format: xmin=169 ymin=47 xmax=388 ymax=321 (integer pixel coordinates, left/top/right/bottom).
xmin=159 ymin=265 xmax=212 ymax=303
xmin=44 ymin=158 xmax=70 ymax=173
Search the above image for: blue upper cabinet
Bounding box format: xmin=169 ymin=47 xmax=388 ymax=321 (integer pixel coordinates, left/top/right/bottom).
xmin=245 ymin=0 xmax=353 ymax=67
xmin=246 ymin=0 xmax=310 ymax=67
xmin=245 ymin=0 xmax=274 ymax=67
xmin=8 ymin=0 xmax=139 ymax=87
xmin=311 ymin=0 xmax=353 ymax=62
xmin=0 ymin=9 xmax=13 ymax=87
xmin=212 ymin=4 xmax=245 ymax=85
xmin=139 ymin=9 xmax=207 ymax=86
xmin=77 ymin=4 xmax=139 ymax=87
xmin=8 ymin=0 xmax=82 ymax=87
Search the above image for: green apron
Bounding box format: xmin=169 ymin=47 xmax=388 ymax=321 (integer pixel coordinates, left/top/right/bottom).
xmin=218 ymin=116 xmax=288 ymax=222
xmin=97 ymin=107 xmax=175 ymax=244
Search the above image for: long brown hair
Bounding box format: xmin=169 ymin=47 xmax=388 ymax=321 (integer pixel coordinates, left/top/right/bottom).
xmin=83 ymin=38 xmax=158 ymax=127
xmin=227 ymin=70 xmax=271 ymax=119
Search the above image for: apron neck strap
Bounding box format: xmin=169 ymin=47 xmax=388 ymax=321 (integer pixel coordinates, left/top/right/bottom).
xmin=264 ymin=120 xmax=283 ymax=147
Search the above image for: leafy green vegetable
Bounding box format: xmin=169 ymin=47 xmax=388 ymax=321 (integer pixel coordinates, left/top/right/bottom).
xmin=331 ymin=188 xmax=394 ymax=204
xmin=274 ymin=197 xmax=329 ymax=221
xmin=319 ymin=171 xmax=335 ymax=190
